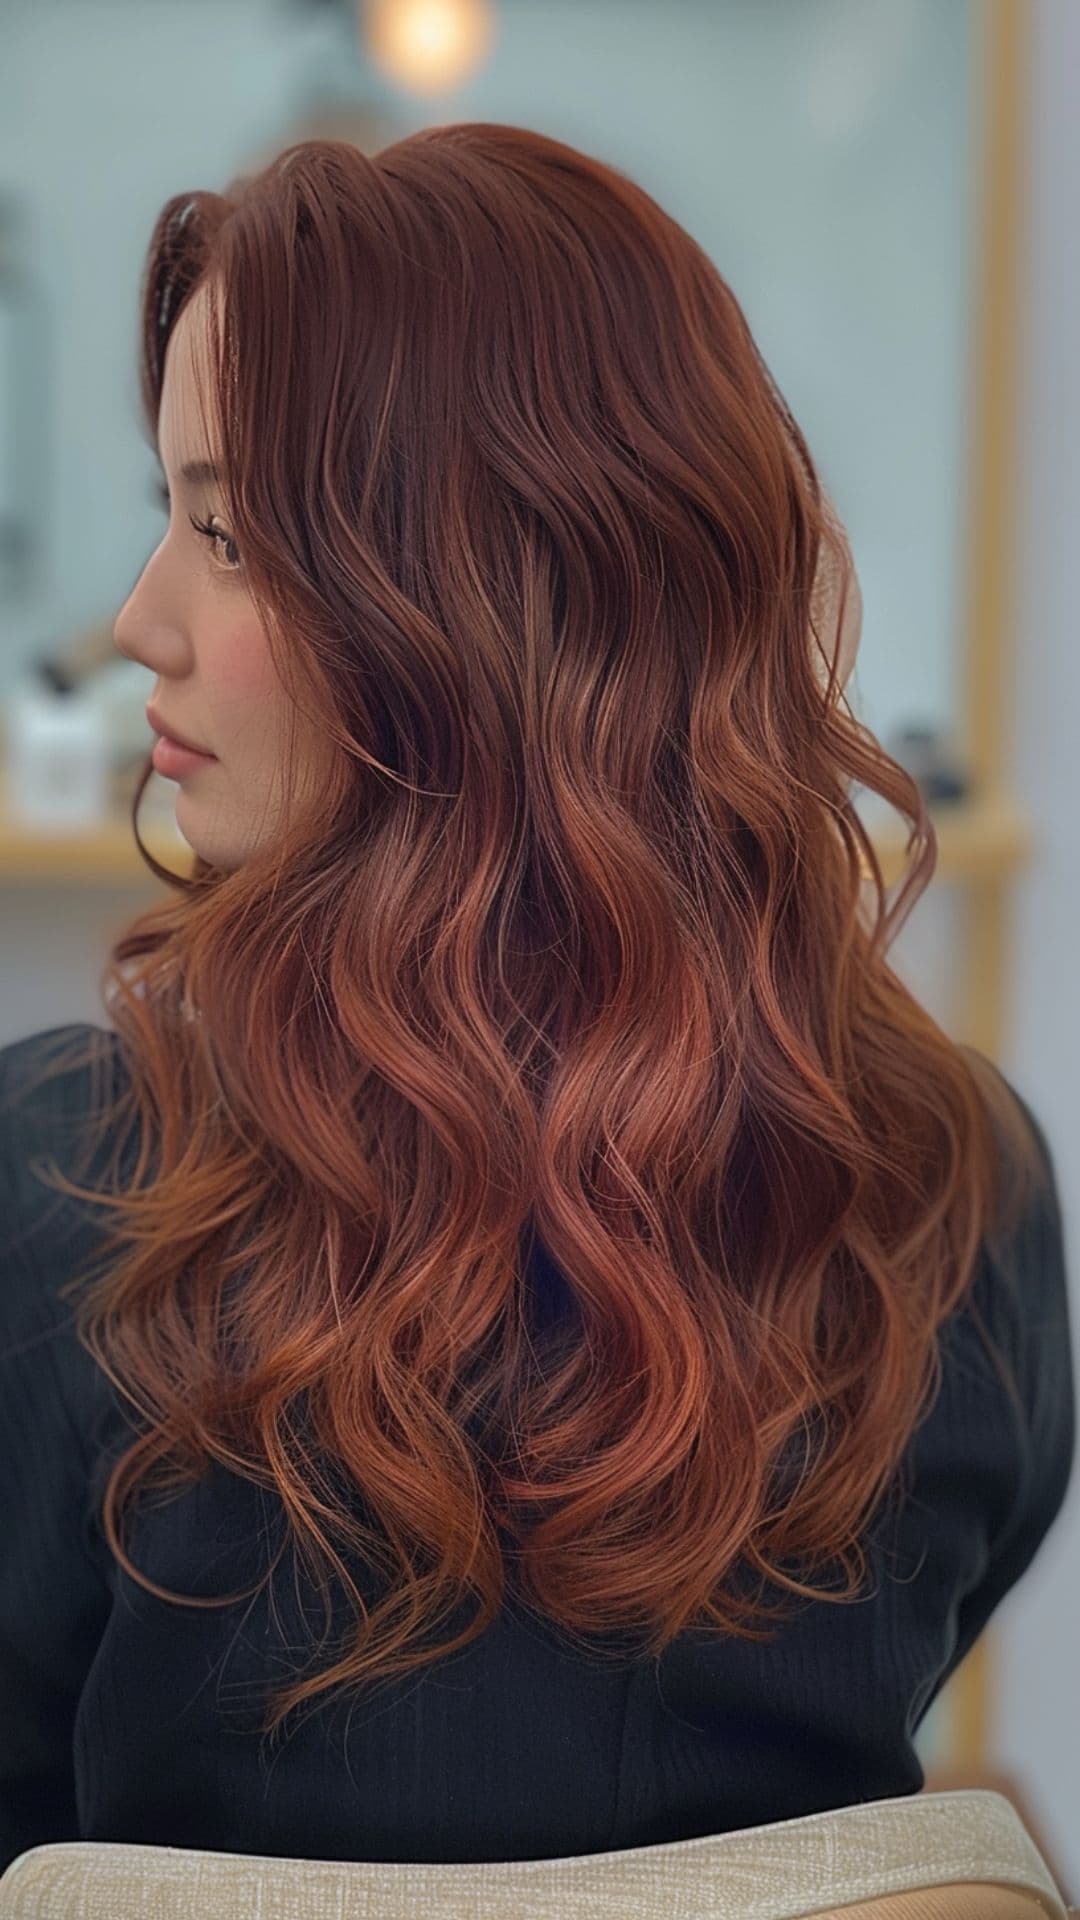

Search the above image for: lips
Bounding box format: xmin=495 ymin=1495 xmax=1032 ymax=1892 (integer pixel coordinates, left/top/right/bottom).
xmin=146 ymin=708 xmax=214 ymax=756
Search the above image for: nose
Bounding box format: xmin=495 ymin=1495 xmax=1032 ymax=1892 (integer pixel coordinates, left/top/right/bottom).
xmin=112 ymin=553 xmax=185 ymax=674
xmin=113 ymin=563 xmax=151 ymax=664
xmin=112 ymin=607 xmax=138 ymax=663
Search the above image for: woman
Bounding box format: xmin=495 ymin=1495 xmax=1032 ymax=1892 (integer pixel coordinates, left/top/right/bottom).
xmin=0 ymin=123 xmax=1072 ymax=1873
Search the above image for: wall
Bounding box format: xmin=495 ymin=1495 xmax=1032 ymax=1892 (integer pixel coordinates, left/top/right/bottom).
xmin=989 ymin=0 xmax=1080 ymax=1890
xmin=0 ymin=0 xmax=1076 ymax=1888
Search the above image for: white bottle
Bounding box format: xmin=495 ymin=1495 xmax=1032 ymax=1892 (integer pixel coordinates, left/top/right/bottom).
xmin=3 ymin=674 xmax=110 ymax=829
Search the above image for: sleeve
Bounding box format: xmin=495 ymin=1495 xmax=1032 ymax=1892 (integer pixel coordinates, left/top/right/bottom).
xmin=947 ymin=1076 xmax=1076 ymax=1674
xmin=0 ymin=1034 xmax=115 ymax=1875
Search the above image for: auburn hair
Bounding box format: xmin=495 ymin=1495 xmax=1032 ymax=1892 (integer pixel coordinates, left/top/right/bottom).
xmin=11 ymin=124 xmax=1045 ymax=1748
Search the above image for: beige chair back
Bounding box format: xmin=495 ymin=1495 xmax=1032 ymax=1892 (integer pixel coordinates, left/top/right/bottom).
xmin=0 ymin=1786 xmax=1070 ymax=1918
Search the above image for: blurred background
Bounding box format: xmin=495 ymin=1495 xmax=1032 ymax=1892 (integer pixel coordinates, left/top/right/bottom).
xmin=0 ymin=0 xmax=1076 ymax=1890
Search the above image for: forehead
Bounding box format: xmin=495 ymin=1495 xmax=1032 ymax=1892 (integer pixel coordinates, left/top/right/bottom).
xmin=158 ymin=282 xmax=220 ymax=466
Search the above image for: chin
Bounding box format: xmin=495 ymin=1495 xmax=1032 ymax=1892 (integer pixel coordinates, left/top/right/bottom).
xmin=172 ymin=792 xmax=250 ymax=872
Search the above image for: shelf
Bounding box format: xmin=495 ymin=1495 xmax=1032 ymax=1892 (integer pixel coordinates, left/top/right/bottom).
xmin=860 ymin=790 xmax=1034 ymax=888
xmin=0 ymin=789 xmax=1036 ymax=890
xmin=0 ymin=806 xmax=193 ymax=885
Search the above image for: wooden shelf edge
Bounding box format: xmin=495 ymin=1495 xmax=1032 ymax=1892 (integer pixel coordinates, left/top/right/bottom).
xmin=0 ymin=792 xmax=1036 ymax=889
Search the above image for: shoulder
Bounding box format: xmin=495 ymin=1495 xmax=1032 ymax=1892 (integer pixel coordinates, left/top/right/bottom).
xmin=0 ymin=1022 xmax=128 ymax=1356
xmin=0 ymin=1019 xmax=126 ymax=1118
xmin=938 ymin=1051 xmax=1075 ymax=1540
xmin=0 ymin=1033 xmax=123 ymax=1710
xmin=0 ymin=1022 xmax=128 ymax=1211
xmin=957 ymin=1050 xmax=1070 ymax=1377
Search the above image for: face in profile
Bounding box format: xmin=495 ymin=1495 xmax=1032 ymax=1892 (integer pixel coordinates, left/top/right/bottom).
xmin=113 ymin=280 xmax=326 ymax=871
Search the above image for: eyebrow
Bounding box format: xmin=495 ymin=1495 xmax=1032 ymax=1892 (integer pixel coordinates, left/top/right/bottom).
xmin=156 ymin=457 xmax=225 ymax=489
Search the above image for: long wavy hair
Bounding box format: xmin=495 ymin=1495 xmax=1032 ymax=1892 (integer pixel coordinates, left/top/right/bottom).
xmin=10 ymin=124 xmax=1045 ymax=1746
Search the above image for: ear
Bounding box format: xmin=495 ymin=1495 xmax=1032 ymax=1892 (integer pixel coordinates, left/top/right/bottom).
xmin=811 ymin=486 xmax=862 ymax=695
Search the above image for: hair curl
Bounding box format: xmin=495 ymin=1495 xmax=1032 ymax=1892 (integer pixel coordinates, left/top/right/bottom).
xmin=10 ymin=124 xmax=1045 ymax=1748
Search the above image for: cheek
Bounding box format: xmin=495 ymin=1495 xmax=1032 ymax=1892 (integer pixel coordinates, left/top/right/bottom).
xmin=209 ymin=621 xmax=282 ymax=718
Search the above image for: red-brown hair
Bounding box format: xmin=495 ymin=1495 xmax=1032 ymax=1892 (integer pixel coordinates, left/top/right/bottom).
xmin=14 ymin=124 xmax=1044 ymax=1747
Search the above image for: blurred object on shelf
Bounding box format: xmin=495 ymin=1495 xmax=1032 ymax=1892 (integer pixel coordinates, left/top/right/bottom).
xmin=885 ymin=720 xmax=970 ymax=804
xmin=33 ymin=614 xmax=116 ymax=695
xmin=2 ymin=622 xmax=161 ymax=832
xmin=25 ymin=615 xmax=155 ymax=777
xmin=2 ymin=674 xmax=110 ymax=829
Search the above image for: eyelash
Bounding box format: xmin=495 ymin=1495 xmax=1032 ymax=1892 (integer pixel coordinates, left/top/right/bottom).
xmin=189 ymin=513 xmax=242 ymax=571
xmin=153 ymin=478 xmax=241 ymax=571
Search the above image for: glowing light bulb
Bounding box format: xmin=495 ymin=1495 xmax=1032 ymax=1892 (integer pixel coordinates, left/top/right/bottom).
xmin=362 ymin=0 xmax=497 ymax=97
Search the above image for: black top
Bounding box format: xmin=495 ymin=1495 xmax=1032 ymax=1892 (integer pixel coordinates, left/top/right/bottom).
xmin=0 ymin=1022 xmax=1074 ymax=1876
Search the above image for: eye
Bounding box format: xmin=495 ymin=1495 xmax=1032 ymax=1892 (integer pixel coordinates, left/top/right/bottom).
xmin=149 ymin=476 xmax=241 ymax=571
xmin=187 ymin=512 xmax=242 ymax=572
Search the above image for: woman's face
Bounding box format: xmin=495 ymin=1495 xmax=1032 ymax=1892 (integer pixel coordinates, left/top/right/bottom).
xmin=113 ymin=281 xmax=325 ymax=871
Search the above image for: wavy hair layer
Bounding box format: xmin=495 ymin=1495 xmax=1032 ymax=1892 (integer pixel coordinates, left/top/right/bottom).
xmin=13 ymin=124 xmax=1044 ymax=1745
